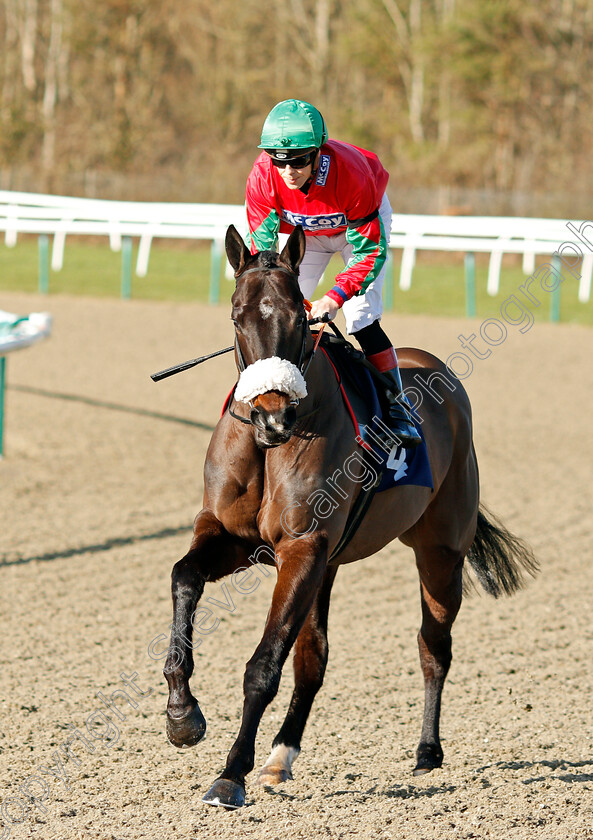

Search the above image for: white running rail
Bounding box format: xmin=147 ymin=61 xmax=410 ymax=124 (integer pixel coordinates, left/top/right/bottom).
xmin=1 ymin=191 xmax=591 ymax=303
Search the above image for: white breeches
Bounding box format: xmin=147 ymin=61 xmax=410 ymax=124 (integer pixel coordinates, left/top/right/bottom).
xmin=295 ymin=193 xmax=392 ymax=334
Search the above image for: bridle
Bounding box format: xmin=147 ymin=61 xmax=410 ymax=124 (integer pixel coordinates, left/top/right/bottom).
xmin=150 ymin=258 xmax=341 ymax=430
xmin=228 ymin=263 xmax=336 ymax=428
xmin=231 ymin=265 xmax=310 ymax=376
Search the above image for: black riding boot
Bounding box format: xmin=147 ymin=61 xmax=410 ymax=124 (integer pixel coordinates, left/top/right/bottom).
xmin=366 ymin=349 xmax=422 ymax=449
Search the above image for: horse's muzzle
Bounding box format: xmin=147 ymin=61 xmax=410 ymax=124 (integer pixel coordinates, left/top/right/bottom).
xmin=251 ymin=403 xmax=297 ymax=447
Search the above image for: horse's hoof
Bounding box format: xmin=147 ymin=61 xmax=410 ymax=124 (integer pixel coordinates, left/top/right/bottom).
xmin=413 ymin=765 xmax=434 ymax=776
xmin=202 ymin=778 xmax=245 ymax=810
xmin=256 ymin=765 xmax=293 ymax=786
xmin=257 ymin=744 xmax=299 ymax=786
xmin=413 ymin=744 xmax=443 ymax=775
xmin=166 ymin=704 xmax=206 ymax=748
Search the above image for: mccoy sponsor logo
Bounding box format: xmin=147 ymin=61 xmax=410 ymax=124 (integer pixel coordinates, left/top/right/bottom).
xmin=281 ymin=209 xmax=347 ymax=231
xmin=315 ymin=154 xmax=331 ymax=186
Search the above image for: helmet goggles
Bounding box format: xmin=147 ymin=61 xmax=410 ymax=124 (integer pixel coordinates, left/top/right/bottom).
xmin=265 ymin=148 xmax=317 ymax=168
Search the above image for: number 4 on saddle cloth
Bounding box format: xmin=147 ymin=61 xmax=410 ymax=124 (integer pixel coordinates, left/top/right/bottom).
xmin=319 ymin=334 xmax=433 ymax=493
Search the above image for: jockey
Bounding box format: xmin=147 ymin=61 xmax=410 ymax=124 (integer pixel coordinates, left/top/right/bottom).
xmin=245 ymin=98 xmax=421 ymax=448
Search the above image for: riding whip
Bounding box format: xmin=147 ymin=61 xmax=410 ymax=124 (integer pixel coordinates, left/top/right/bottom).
xmin=151 ymin=346 xmax=234 ymax=382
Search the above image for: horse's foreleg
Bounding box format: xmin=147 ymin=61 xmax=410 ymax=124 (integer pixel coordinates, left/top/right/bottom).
xmin=165 ymin=509 xmax=245 ymax=748
xmin=413 ymin=545 xmax=463 ymax=775
xmin=202 ymin=534 xmax=327 ymax=809
xmin=257 ymin=564 xmax=338 ymax=786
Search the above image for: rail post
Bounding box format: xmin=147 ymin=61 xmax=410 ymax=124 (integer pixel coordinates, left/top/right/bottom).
xmin=121 ymin=236 xmax=133 ymax=299
xmin=38 ymin=234 xmax=50 ymax=294
xmin=209 ymin=238 xmax=223 ymax=305
xmin=464 ymin=252 xmax=476 ymax=318
xmin=384 ymin=250 xmax=394 ymax=310
xmin=550 ymin=255 xmax=561 ymax=323
xmin=0 ymin=356 xmax=6 ymax=458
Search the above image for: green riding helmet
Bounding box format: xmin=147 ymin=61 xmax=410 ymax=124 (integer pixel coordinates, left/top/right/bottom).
xmin=259 ymin=99 xmax=328 ymax=160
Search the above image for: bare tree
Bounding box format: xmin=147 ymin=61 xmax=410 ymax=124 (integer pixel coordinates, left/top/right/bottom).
xmin=41 ymin=0 xmax=63 ymax=177
xmin=19 ymin=0 xmax=38 ymax=93
xmin=287 ymin=0 xmax=333 ymax=99
xmin=1 ymin=0 xmax=20 ymax=119
xmin=437 ymin=0 xmax=454 ymax=148
xmin=380 ymin=0 xmax=426 ymax=143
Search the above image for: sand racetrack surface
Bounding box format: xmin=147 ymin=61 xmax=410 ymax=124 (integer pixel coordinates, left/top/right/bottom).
xmin=1 ymin=291 xmax=592 ymax=840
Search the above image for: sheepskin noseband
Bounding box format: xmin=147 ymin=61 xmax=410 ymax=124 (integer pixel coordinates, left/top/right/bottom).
xmin=234 ymin=357 xmax=308 ymax=403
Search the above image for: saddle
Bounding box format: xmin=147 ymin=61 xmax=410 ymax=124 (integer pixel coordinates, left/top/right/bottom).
xmin=315 ymin=328 xmax=433 ymax=494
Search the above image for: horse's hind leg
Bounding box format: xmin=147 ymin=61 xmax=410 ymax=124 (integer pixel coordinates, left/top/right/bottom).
xmin=413 ymin=543 xmax=464 ymax=774
xmin=257 ymin=565 xmax=338 ymax=786
xmin=165 ymin=509 xmax=247 ymax=748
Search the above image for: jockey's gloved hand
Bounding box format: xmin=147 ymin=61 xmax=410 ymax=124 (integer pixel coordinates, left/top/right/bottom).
xmin=308 ymin=295 xmax=339 ymax=323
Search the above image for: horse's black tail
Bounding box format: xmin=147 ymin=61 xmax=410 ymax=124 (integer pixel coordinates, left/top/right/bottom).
xmin=464 ymin=505 xmax=539 ymax=598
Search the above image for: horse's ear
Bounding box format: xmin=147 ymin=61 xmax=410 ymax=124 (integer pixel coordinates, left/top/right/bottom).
xmin=225 ymin=225 xmax=250 ymax=276
xmin=279 ymin=225 xmax=306 ymax=274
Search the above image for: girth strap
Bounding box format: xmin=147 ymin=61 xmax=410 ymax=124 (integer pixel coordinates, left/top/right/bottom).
xmin=329 ymin=450 xmax=382 ymax=562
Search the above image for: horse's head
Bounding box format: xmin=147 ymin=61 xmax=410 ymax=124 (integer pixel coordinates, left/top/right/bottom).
xmin=225 ymin=224 xmax=309 ymax=448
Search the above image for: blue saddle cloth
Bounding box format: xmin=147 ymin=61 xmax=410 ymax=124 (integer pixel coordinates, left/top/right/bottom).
xmin=321 ymin=338 xmax=433 ymax=494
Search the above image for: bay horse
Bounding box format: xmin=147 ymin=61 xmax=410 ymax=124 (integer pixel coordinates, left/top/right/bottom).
xmin=163 ymin=224 xmax=536 ymax=810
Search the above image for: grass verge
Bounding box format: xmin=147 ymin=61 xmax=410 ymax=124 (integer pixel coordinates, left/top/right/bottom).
xmin=1 ymin=237 xmax=591 ymax=326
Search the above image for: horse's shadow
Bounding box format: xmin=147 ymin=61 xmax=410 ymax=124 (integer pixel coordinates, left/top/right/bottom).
xmin=8 ymin=383 xmax=216 ymax=431
xmin=259 ymin=780 xmax=457 ymax=804
xmin=0 ymin=524 xmax=191 ymax=567
xmin=253 ymin=758 xmax=593 ymax=807
xmin=367 ymin=782 xmax=458 ymax=800
xmin=472 ymin=757 xmax=593 ymax=786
